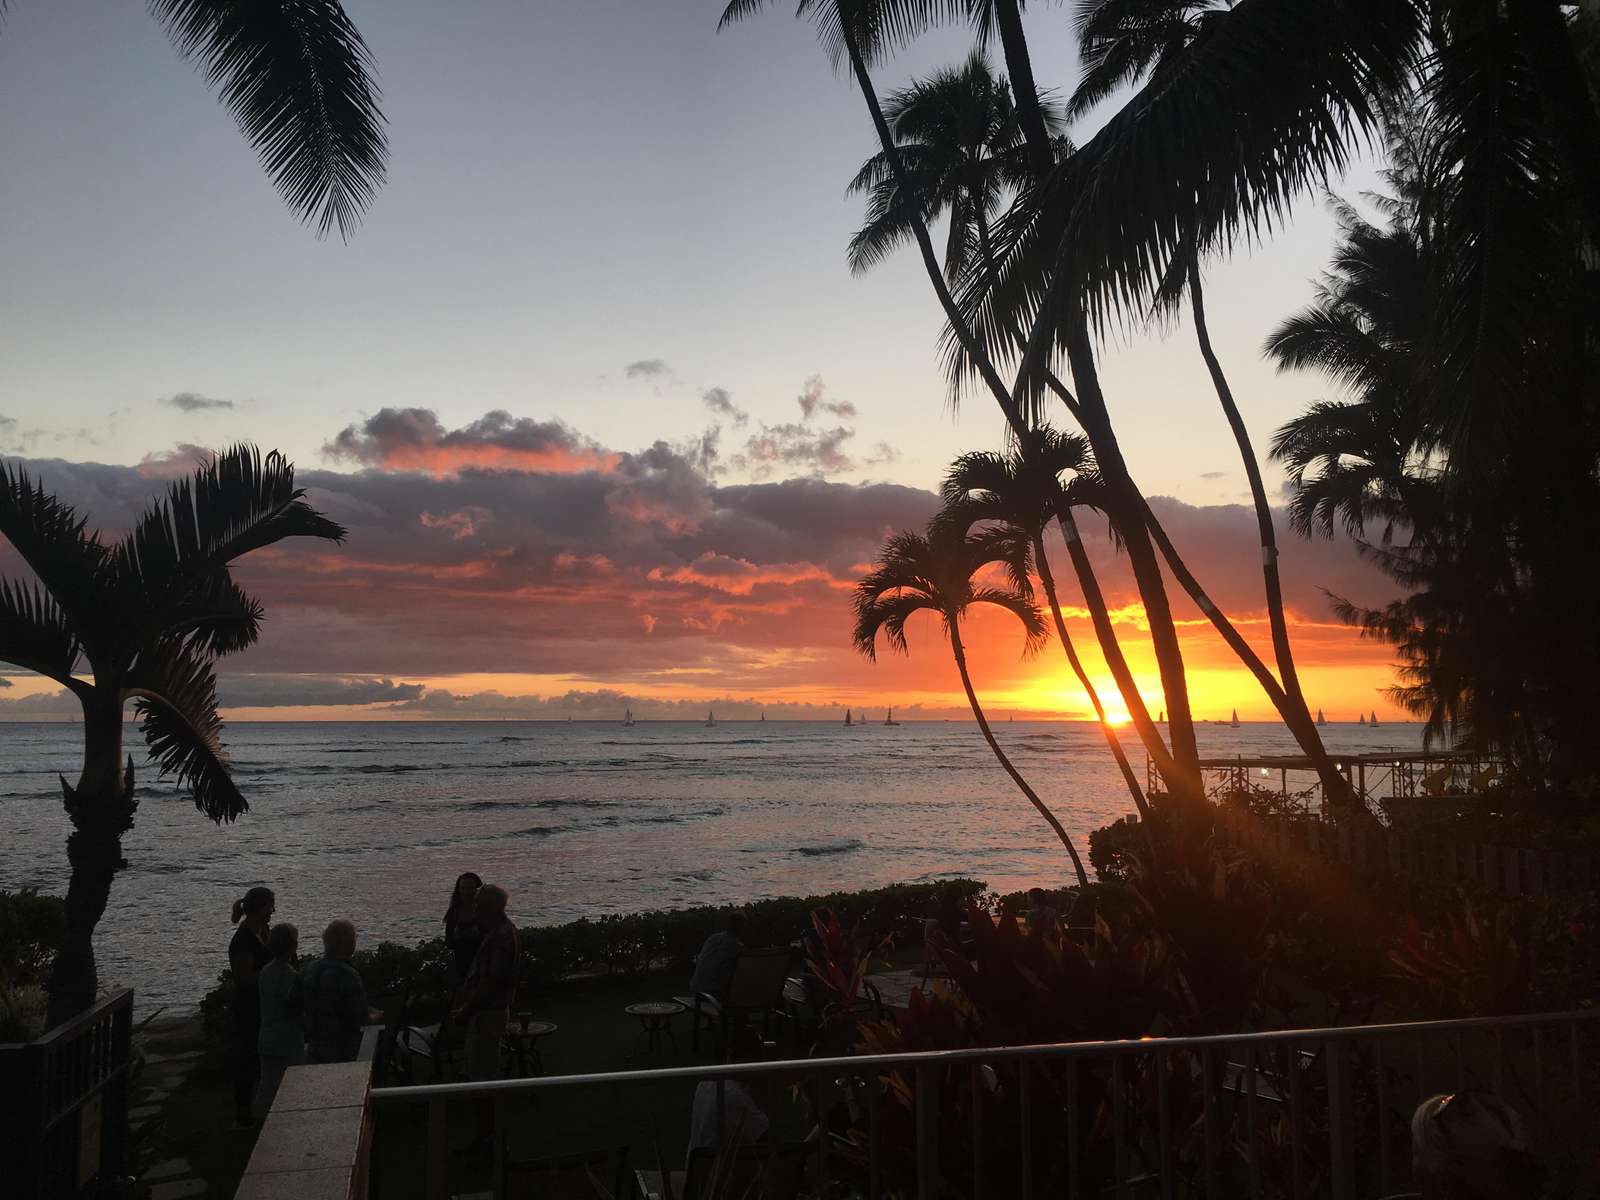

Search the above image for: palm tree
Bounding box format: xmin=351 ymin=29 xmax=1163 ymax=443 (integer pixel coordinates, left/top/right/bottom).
xmin=1 ymin=447 xmax=345 ymax=1022
xmin=1065 ymin=0 xmax=1346 ymax=801
xmin=8 ymin=0 xmax=388 ymax=237
xmin=854 ymin=525 xmax=1091 ymax=887
xmin=724 ymin=0 xmax=1210 ymax=794
xmin=937 ymin=427 xmax=1151 ymax=816
xmin=847 ymin=51 xmax=1063 ymax=287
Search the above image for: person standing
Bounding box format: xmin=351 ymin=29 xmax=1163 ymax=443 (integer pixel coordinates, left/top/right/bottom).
xmin=689 ymin=913 xmax=744 ymax=1000
xmin=452 ymin=884 xmax=518 ymax=1081
xmin=301 ymin=919 xmax=382 ymax=1064
xmin=255 ymin=923 xmax=305 ymax=1118
xmin=443 ymin=872 xmax=484 ymax=1013
xmin=228 ymin=887 xmax=275 ymax=1126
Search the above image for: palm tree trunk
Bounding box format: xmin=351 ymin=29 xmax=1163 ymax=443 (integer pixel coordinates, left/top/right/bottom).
xmin=990 ymin=0 xmax=1053 ymax=172
xmin=950 ymin=621 xmax=1090 ymax=888
xmin=47 ymin=696 xmax=137 ymax=1027
xmin=1060 ymin=312 xmax=1203 ymax=783
xmin=1187 ymin=264 xmax=1348 ymax=803
xmin=1033 ymin=533 xmax=1149 ymax=817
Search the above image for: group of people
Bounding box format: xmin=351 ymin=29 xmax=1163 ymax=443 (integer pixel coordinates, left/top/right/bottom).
xmin=227 ymin=874 xmax=520 ymax=1126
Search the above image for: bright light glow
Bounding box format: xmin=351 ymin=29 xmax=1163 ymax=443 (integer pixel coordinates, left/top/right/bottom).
xmin=1101 ymin=709 xmax=1132 ymax=727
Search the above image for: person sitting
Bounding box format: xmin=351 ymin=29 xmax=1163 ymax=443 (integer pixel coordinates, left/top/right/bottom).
xmin=255 ymin=923 xmax=305 ymax=1118
xmin=688 ymin=1026 xmax=770 ymax=1156
xmin=452 ymin=883 xmax=518 ymax=1082
xmin=690 ymin=913 xmax=745 ymax=1000
xmin=301 ymin=919 xmax=382 ymax=1063
xmin=1411 ymin=1092 xmax=1542 ymax=1199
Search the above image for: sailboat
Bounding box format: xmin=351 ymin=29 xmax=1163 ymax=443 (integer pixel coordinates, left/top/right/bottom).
xmin=1229 ymin=708 xmax=1241 ymax=728
xmin=1369 ymin=709 xmax=1380 ymax=728
xmin=1358 ymin=713 xmax=1367 ymax=726
xmin=844 ymin=708 xmax=854 ymax=727
xmin=884 ymin=708 xmax=899 ymax=726
xmin=623 ymin=708 xmax=635 ymax=727
xmin=1316 ymin=709 xmax=1327 ymax=726
xmin=1158 ymin=709 xmax=1165 ymax=723
xmin=760 ymin=712 xmax=765 ymax=722
xmin=705 ymin=710 xmax=716 ymax=727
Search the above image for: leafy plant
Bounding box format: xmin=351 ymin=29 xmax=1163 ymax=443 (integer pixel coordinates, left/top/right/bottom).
xmin=1390 ymin=896 xmax=1533 ymax=1017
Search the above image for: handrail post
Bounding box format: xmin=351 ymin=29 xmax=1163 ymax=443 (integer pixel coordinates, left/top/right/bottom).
xmin=915 ymin=1063 xmax=939 ymax=1200
xmin=1326 ymin=1039 xmax=1354 ymax=1200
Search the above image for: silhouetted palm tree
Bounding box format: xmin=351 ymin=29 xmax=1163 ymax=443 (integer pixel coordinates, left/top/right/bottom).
xmin=730 ymin=0 xmax=1205 ymax=791
xmin=937 ymin=428 xmax=1151 ymax=816
xmin=0 ymin=447 xmax=345 ymax=1022
xmin=7 ymin=0 xmax=389 ymax=237
xmin=847 ymin=51 xmax=1064 ymax=286
xmin=854 ymin=525 xmax=1091 ymax=887
xmin=1065 ymin=0 xmax=1345 ymax=798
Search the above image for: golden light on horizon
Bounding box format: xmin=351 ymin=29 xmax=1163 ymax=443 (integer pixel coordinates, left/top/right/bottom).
xmin=1100 ymin=708 xmax=1132 ymax=727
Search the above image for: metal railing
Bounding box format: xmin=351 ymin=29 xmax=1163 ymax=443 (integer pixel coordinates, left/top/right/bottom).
xmin=368 ymin=1008 xmax=1600 ymax=1200
xmin=0 ymin=989 xmax=134 ymax=1200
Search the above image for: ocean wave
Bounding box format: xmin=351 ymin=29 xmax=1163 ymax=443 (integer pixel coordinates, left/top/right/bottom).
xmin=795 ymin=838 xmax=864 ymax=858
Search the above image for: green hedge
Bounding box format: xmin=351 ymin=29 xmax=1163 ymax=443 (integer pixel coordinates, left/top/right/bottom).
xmin=201 ymin=878 xmax=987 ymax=1038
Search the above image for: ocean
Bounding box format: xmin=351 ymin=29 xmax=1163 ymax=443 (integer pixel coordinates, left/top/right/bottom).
xmin=1 ymin=719 xmax=1424 ymax=1012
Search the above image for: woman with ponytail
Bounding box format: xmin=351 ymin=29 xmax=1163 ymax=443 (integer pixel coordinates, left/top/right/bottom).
xmin=228 ymin=886 xmax=275 ymax=1126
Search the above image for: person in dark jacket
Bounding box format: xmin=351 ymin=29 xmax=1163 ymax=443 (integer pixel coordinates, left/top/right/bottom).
xmin=227 ymin=886 xmax=275 ymax=1125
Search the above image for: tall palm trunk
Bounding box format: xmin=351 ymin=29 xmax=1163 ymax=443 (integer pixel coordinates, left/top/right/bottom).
xmin=950 ymin=620 xmax=1090 ymax=887
xmin=1188 ymin=265 xmax=1348 ymax=803
xmin=48 ymin=695 xmax=137 ymax=1026
xmin=1033 ymin=533 xmax=1149 ymax=817
xmin=979 ymin=8 xmax=1202 ymax=788
xmin=1060 ymin=313 xmax=1203 ymax=784
xmin=840 ymin=19 xmax=1180 ymax=784
xmin=991 ymin=0 xmax=1053 ymax=168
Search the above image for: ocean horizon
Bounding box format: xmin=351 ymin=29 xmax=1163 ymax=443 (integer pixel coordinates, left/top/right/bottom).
xmin=3 ymin=719 xmax=1427 ymax=1011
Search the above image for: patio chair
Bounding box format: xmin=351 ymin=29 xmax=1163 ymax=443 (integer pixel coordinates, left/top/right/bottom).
xmin=675 ymin=948 xmax=793 ymax=1053
xmin=634 ymin=1141 xmax=811 ymax=1200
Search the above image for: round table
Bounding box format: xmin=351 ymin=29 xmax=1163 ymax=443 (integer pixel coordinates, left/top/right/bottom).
xmin=501 ymin=1017 xmax=558 ymax=1077
xmin=625 ymin=1001 xmax=685 ymax=1058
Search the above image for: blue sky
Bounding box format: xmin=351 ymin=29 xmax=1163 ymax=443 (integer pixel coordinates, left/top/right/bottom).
xmin=0 ymin=0 xmax=1377 ymax=505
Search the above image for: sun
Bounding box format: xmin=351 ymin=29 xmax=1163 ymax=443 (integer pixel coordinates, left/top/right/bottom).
xmin=1100 ymin=708 xmax=1132 ymax=726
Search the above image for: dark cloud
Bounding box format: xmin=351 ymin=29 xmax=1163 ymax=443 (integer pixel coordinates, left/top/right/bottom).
xmin=865 ymin=442 xmax=901 ymax=467
xmin=322 ymin=408 xmax=615 ymax=476
xmin=702 ymin=387 xmax=748 ymax=427
xmin=219 ymin=675 xmax=426 ymax=708
xmin=1199 ymin=471 xmax=1228 ymax=481
xmin=0 ymin=430 xmax=1397 ymax=695
xmin=796 ymin=375 xmax=856 ymax=420
xmin=164 ymin=392 xmax=234 ymax=412
xmin=624 ymin=359 xmax=670 ymax=379
xmin=0 ymin=688 xmax=81 ymax=719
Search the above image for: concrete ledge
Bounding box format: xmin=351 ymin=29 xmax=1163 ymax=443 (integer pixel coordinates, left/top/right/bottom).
xmin=234 ymin=1060 xmax=372 ymax=1200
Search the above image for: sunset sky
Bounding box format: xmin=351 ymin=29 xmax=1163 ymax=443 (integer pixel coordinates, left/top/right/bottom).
xmin=0 ymin=1 xmax=1404 ymax=722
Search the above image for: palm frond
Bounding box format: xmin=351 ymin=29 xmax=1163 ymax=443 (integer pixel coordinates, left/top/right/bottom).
xmin=166 ymin=570 xmax=264 ymax=656
xmin=112 ymin=444 xmax=342 ymax=613
xmin=150 ymin=0 xmax=388 ymax=239
xmin=968 ymin=585 xmax=1049 ymax=654
xmin=853 ymin=590 xmax=940 ymax=659
xmin=0 ymin=577 xmax=82 ymax=686
xmin=0 ymin=461 xmax=108 ymax=625
xmin=125 ymin=638 xmax=245 ymax=822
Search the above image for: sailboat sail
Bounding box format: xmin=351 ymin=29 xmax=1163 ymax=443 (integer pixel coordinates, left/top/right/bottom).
xmin=1316 ymin=709 xmax=1326 ymax=726
xmin=706 ymin=710 xmax=715 ymax=727
xmin=1230 ymin=708 xmax=1240 ymax=728
xmin=884 ymin=708 xmax=899 ymax=726
xmin=844 ymin=708 xmax=853 ymax=727
xmin=1370 ymin=709 xmax=1380 ymax=727
xmin=623 ymin=708 xmax=634 ymax=727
